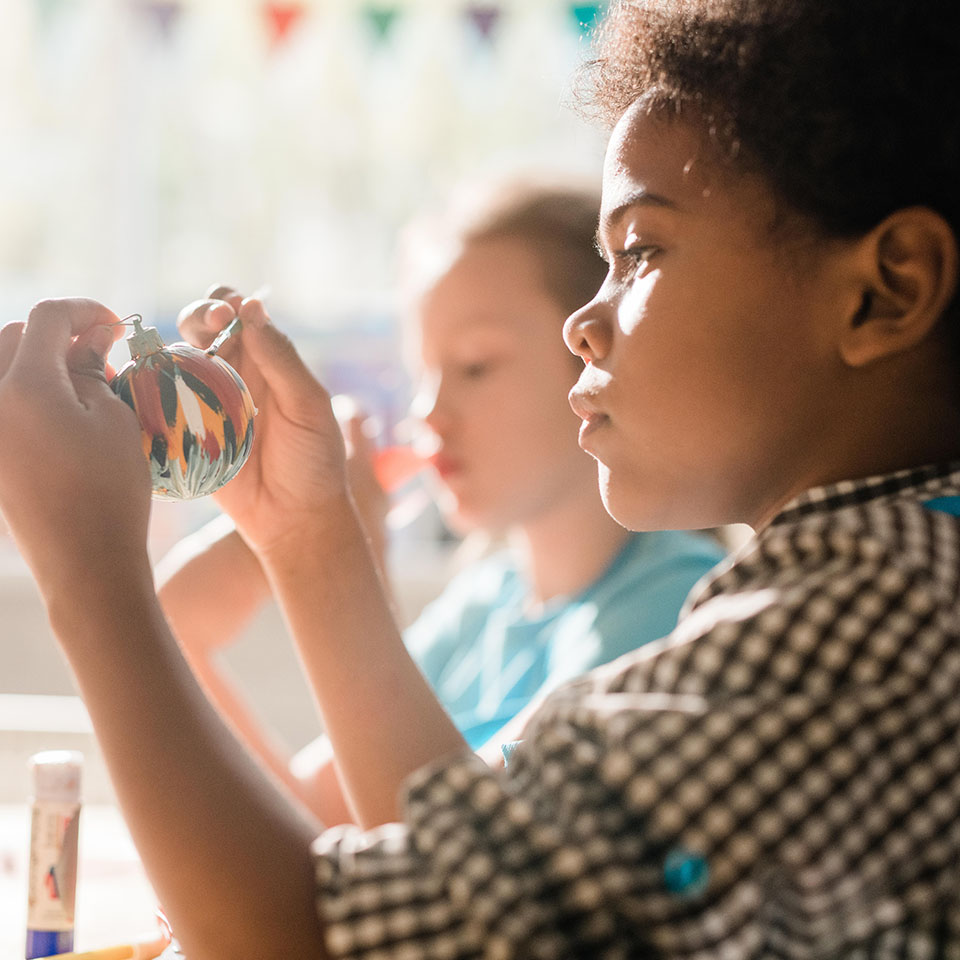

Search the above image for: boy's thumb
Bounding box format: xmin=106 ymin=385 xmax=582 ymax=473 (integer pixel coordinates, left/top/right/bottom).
xmin=67 ymin=325 xmax=121 ymax=408
xmin=238 ymin=300 xmax=329 ymax=410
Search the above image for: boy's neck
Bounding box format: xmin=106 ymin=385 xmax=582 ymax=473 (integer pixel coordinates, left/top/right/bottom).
xmin=508 ymin=485 xmax=632 ymax=611
xmin=753 ymin=360 xmax=960 ymax=530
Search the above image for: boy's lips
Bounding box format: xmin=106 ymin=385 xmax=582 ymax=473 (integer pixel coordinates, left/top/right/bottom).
xmin=428 ymin=452 xmax=463 ymax=479
xmin=578 ymin=414 xmax=609 ymax=446
xmin=568 ymin=391 xmax=600 ymax=420
xmin=568 ymin=385 xmax=610 ymax=448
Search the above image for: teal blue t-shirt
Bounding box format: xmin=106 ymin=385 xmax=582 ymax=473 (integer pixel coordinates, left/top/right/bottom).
xmin=404 ymin=530 xmax=725 ymax=749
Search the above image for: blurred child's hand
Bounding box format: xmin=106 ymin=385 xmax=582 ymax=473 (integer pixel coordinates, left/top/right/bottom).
xmin=0 ymin=299 xmax=151 ymax=599
xmin=331 ymin=395 xmax=389 ymax=571
xmin=176 ymin=285 xmax=351 ymax=557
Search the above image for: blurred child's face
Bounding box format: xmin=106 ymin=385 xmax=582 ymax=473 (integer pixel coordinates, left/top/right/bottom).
xmin=565 ymin=103 xmax=856 ymax=531
xmin=406 ymin=237 xmax=595 ymax=534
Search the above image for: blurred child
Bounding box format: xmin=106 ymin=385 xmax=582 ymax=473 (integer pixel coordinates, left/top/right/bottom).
xmin=155 ymin=181 xmax=723 ymax=823
xmin=2 ymin=0 xmax=959 ymax=956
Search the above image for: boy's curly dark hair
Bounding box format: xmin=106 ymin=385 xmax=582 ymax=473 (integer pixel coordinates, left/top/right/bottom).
xmin=580 ymin=0 xmax=960 ymax=242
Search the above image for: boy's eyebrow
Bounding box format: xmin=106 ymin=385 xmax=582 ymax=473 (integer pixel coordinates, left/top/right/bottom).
xmin=596 ymin=190 xmax=677 ymax=248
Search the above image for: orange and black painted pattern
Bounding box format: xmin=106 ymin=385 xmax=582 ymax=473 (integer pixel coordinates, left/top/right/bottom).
xmin=112 ymin=343 xmax=256 ymax=500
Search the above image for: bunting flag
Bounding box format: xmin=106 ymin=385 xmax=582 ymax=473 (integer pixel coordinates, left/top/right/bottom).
xmin=262 ymin=2 xmax=306 ymax=48
xmin=34 ymin=0 xmax=69 ymax=31
xmin=136 ymin=0 xmax=182 ymax=42
xmin=569 ymin=2 xmax=606 ymax=37
xmin=464 ymin=4 xmax=502 ymax=44
xmin=362 ymin=5 xmax=401 ymax=45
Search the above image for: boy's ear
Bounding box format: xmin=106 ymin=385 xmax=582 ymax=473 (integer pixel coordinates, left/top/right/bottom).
xmin=838 ymin=207 xmax=958 ymax=367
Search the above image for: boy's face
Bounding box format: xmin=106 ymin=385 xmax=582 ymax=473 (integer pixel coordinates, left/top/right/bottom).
xmin=406 ymin=236 xmax=595 ymax=534
xmin=565 ymin=102 xmax=855 ymax=531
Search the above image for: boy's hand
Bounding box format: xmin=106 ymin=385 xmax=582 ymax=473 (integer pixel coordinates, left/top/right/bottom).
xmin=0 ymin=299 xmax=151 ymax=600
xmin=333 ymin=396 xmax=390 ymax=571
xmin=176 ymin=285 xmax=350 ymax=557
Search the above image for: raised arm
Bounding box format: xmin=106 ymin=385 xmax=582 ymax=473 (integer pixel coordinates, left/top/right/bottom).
xmin=170 ymin=289 xmax=469 ymax=827
xmin=153 ymin=517 xmax=316 ymax=813
xmin=153 ymin=343 xmax=403 ymax=826
xmin=0 ymin=302 xmax=327 ymax=960
xmin=154 ymin=515 xmax=271 ymax=655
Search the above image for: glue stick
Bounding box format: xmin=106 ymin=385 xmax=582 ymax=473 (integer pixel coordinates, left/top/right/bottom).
xmin=25 ymin=751 xmax=83 ymax=959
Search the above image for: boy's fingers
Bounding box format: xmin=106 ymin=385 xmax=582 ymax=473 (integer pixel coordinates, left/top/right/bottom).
xmin=177 ymin=299 xmax=236 ymax=348
xmin=346 ymin=415 xmax=376 ymax=462
xmin=204 ymin=284 xmax=244 ymax=313
xmin=238 ymin=296 xmax=268 ymax=324
xmin=237 ymin=303 xmax=329 ymax=411
xmin=14 ymin=299 xmax=120 ymax=375
xmin=0 ymin=322 xmax=25 ymax=380
xmin=67 ymin=324 xmax=123 ymax=408
xmin=330 ymin=393 xmax=362 ymax=426
xmin=330 ymin=398 xmax=377 ymax=462
xmin=69 ymin=323 xmax=118 ymax=367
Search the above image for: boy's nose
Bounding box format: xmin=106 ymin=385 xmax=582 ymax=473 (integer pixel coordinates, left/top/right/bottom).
xmin=563 ymin=299 xmax=612 ymax=364
xmin=409 ymin=372 xmax=451 ymax=435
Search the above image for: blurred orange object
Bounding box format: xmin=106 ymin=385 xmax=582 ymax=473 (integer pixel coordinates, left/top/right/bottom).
xmin=374 ymin=445 xmax=425 ymax=492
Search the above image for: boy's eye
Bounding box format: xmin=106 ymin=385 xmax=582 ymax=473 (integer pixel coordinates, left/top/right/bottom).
xmin=461 ymin=361 xmax=491 ymax=379
xmin=619 ymin=245 xmax=659 ymax=271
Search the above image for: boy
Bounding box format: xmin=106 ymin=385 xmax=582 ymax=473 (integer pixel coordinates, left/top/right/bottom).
xmin=1 ymin=0 xmax=959 ymax=955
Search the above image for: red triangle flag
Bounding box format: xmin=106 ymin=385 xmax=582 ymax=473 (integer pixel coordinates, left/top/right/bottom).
xmin=263 ymin=2 xmax=306 ymax=47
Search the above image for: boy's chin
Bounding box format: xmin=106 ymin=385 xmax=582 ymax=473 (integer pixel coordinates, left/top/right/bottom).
xmin=437 ymin=493 xmax=493 ymax=537
xmin=598 ymin=465 xmax=699 ymax=533
xmin=597 ymin=468 xmax=648 ymax=531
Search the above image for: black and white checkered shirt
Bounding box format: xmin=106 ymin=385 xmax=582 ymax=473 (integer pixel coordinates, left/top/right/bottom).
xmin=314 ymin=464 xmax=960 ymax=959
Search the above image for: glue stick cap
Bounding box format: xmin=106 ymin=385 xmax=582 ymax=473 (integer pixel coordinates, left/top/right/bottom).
xmin=29 ymin=751 xmax=82 ymax=804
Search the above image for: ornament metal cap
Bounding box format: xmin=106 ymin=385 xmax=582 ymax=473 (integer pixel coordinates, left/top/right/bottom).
xmin=124 ymin=314 xmax=165 ymax=361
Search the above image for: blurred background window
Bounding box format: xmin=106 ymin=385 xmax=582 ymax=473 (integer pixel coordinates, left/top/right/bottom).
xmin=0 ymin=0 xmax=607 ymax=548
xmin=0 ymin=0 xmax=608 ymax=770
xmin=0 ymin=0 xmax=606 ymax=317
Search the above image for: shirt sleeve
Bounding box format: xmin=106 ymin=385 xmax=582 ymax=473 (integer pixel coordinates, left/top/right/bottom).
xmin=313 ymin=734 xmax=666 ymax=960
xmin=314 ymin=518 xmax=960 ymax=958
xmin=313 ymin=685 xmax=846 ymax=959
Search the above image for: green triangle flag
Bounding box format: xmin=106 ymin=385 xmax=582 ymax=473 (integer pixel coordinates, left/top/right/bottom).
xmin=363 ymin=5 xmax=400 ymax=44
xmin=35 ymin=0 xmax=68 ymax=32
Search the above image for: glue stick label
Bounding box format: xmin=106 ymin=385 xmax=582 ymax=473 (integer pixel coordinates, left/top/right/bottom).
xmin=27 ymin=800 xmax=80 ymax=931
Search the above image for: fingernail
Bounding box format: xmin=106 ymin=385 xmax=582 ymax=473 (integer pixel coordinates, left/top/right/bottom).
xmin=205 ymin=303 xmax=232 ymax=329
xmin=88 ymin=325 xmax=116 ymax=356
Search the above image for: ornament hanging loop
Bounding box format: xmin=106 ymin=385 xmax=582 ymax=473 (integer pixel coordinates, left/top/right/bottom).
xmin=102 ymin=312 xmax=242 ymax=357
xmin=118 ymin=314 xmax=164 ymax=361
xmin=103 ymin=314 xmax=143 ymax=327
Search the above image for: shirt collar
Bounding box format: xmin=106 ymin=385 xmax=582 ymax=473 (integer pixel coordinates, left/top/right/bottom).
xmin=769 ymin=462 xmax=960 ymax=527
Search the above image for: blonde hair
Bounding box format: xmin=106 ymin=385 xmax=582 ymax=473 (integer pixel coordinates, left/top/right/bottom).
xmin=399 ymin=175 xmax=606 ymax=319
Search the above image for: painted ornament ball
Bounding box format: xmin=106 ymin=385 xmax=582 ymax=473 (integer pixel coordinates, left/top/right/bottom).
xmin=110 ymin=317 xmax=256 ymax=500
